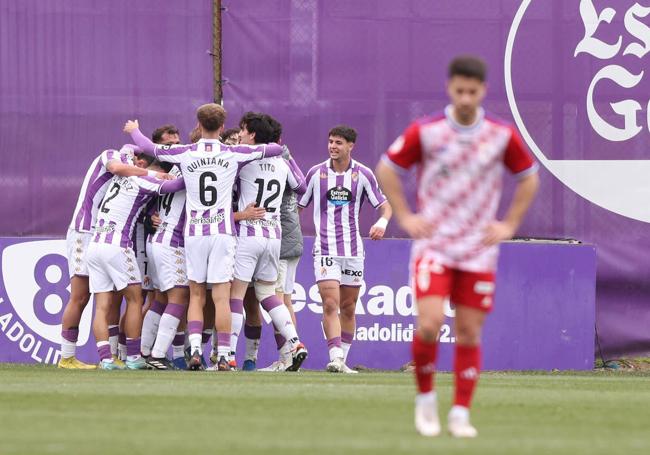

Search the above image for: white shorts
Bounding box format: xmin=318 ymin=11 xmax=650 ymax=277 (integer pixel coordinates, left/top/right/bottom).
xmin=149 ymin=242 xmax=189 ymax=292
xmin=313 ymin=255 xmax=364 ymax=287
xmin=234 ymin=237 xmax=281 ymax=283
xmin=276 ymin=257 xmax=300 ymax=294
xmin=185 ymin=234 xmax=236 ymax=284
xmin=135 ymin=228 xmax=153 ymax=291
xmin=66 ymin=228 xmax=92 ymax=278
xmin=86 ymin=242 xmax=141 ymax=293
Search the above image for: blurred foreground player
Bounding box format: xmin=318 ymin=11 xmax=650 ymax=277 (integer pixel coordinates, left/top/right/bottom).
xmin=376 ymin=56 xmax=539 ymax=437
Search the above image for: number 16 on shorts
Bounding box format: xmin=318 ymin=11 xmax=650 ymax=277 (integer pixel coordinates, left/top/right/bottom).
xmin=313 ymin=255 xmax=364 ymax=286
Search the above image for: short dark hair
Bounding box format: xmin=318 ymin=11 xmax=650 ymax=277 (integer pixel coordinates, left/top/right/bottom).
xmin=239 ymin=111 xmax=274 ymax=144
xmin=197 ymin=103 xmax=226 ymax=132
xmin=265 ymin=115 xmax=282 ymax=143
xmin=151 ymin=124 xmax=179 ymax=144
xmin=151 ymin=159 xmax=173 ymax=173
xmin=136 ymin=152 xmax=155 ymax=167
xmin=328 ymin=125 xmax=357 ymax=143
xmin=448 ymin=55 xmax=487 ymax=82
xmin=221 ymin=127 xmax=240 ymax=143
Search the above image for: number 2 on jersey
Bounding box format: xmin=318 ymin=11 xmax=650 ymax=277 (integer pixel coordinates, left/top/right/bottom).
xmin=100 ymin=182 xmax=120 ymax=213
xmin=254 ymin=178 xmax=281 ymax=212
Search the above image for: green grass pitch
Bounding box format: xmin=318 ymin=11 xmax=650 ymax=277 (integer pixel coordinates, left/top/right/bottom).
xmin=0 ymin=365 xmax=649 ymax=454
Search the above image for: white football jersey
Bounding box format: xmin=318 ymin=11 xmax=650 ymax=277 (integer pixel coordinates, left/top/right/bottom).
xmin=69 ymin=146 xmax=135 ymax=233
xmin=92 ymin=175 xmax=180 ymax=248
xmin=152 ymin=139 xmax=280 ymax=237
xmin=150 ymin=165 xmax=186 ymax=248
xmin=235 ymin=156 xmax=303 ymax=239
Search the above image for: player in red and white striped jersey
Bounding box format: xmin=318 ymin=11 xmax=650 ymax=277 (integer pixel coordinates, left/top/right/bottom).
xmin=376 ymin=56 xmax=539 ymax=438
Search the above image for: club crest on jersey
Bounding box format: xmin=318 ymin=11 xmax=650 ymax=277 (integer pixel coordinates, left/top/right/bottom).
xmin=327 ymin=186 xmax=352 ymax=206
xmin=351 ymin=172 xmax=359 ymax=181
xmin=320 ymin=172 xmax=328 ymax=179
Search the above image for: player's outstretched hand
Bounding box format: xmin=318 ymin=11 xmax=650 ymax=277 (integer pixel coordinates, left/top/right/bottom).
xmin=482 ymin=220 xmax=515 ymax=246
xmin=398 ymin=213 xmax=433 ymax=239
xmin=123 ymin=119 xmax=139 ymax=134
xmin=369 ymin=225 xmax=385 ymax=240
xmin=241 ymin=202 xmax=266 ymax=220
xmin=155 ymin=172 xmax=174 ymax=180
xmin=151 ymin=212 xmax=161 ymax=229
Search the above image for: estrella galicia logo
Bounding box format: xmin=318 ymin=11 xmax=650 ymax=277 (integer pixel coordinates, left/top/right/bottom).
xmin=506 ymin=0 xmax=650 ymax=222
xmin=0 ymin=240 xmax=94 ymax=364
xmin=327 ymin=186 xmax=352 ymax=206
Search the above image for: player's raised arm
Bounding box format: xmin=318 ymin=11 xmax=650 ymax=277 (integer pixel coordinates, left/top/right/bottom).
xmin=124 ymin=120 xmax=191 ymax=162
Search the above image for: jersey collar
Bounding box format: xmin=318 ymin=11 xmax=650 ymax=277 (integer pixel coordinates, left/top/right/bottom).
xmin=445 ymin=105 xmax=485 ymax=132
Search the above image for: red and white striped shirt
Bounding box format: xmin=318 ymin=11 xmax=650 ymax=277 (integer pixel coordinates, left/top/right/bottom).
xmin=382 ymin=106 xmax=537 ymax=272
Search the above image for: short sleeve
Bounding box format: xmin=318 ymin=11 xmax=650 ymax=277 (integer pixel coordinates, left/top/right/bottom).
xmin=504 ymin=127 xmax=537 ymax=178
xmin=382 ymin=122 xmax=423 ymax=172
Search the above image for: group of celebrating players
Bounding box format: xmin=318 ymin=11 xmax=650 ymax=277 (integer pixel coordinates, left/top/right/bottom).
xmin=57 ymin=55 xmax=539 ymax=439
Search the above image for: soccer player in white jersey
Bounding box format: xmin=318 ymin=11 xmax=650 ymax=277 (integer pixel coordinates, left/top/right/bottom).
xmin=86 ymin=160 xmax=185 ymax=370
xmin=229 ymin=112 xmax=308 ymax=371
xmin=376 ymin=56 xmax=539 ymax=438
xmin=59 ymin=145 xmax=169 ymax=369
xmin=299 ymin=125 xmax=392 ymax=373
xmin=124 ymin=103 xmax=284 ymax=370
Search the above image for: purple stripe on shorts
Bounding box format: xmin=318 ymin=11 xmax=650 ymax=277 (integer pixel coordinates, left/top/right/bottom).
xmin=260 ymin=295 xmax=283 ymax=312
xmin=217 ymin=332 xmax=230 ymax=348
xmin=164 ymin=302 xmax=186 ymax=320
xmin=349 ymin=171 xmax=359 ymax=256
xmin=334 ymin=174 xmax=345 ymax=257
xmin=189 ymin=210 xmax=197 ymax=236
xmin=98 ymin=343 xmax=112 ymax=361
xmin=188 ymin=320 xmax=203 ymax=335
xmin=150 ymin=300 xmax=166 ymax=315
xmin=274 ymin=332 xmax=286 ymax=350
xmin=61 ymin=328 xmax=79 ymax=343
xmin=244 ymin=324 xmax=261 ymax=339
xmin=230 ymin=298 xmax=244 ymax=314
xmin=327 ymin=336 xmax=342 ymax=349
xmin=202 ymin=209 xmax=211 ymax=236
xmin=341 ymin=331 xmax=354 ymax=344
xmin=126 ymin=337 xmax=141 ymax=356
xmin=319 ymin=163 xmax=329 ymax=255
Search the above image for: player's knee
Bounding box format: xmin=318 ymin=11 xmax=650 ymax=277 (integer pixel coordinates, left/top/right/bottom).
xmin=340 ymin=300 xmax=356 ymax=319
xmin=254 ymin=282 xmax=276 ymax=303
xmin=455 ymin=325 xmax=481 ymax=346
xmin=322 ymin=298 xmax=339 ymax=316
xmin=417 ymin=317 xmax=443 ymax=340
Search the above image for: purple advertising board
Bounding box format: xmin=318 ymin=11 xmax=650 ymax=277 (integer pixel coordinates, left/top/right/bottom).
xmin=0 ymin=237 xmax=595 ymax=370
xmin=0 ymin=0 xmax=643 ymax=358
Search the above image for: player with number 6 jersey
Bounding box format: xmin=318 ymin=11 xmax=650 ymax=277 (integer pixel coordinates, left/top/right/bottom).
xmin=124 ymin=103 xmax=284 ymax=370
